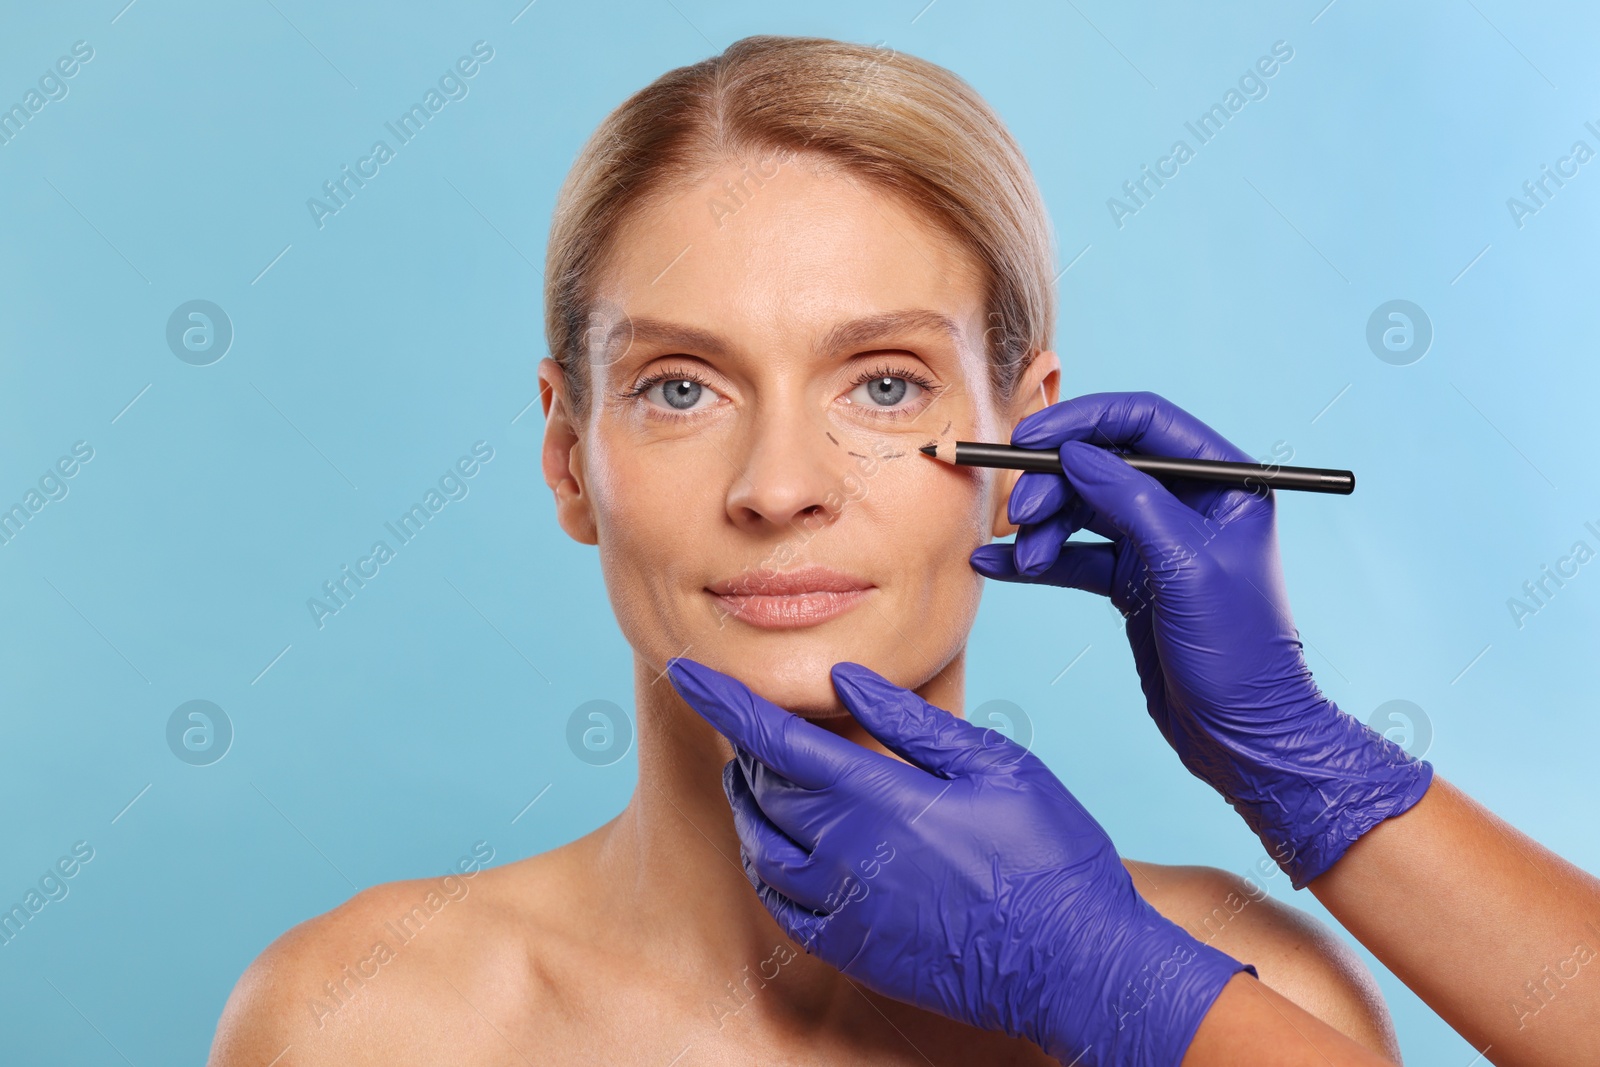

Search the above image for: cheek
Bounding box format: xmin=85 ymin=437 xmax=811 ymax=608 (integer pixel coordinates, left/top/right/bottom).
xmin=585 ymin=439 xmax=710 ymax=638
xmin=586 ymin=420 xmax=697 ymax=528
xmin=588 ymin=444 xmax=688 ymax=617
xmin=869 ymin=451 xmax=993 ymax=591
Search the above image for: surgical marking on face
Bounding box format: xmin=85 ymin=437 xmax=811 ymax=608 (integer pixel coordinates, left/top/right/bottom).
xmin=826 ymin=432 xmax=840 ymax=447
xmin=847 ymin=451 xmax=868 ymax=460
xmin=879 ymin=451 xmax=905 ymax=459
xmin=941 ymin=420 xmax=951 ymax=436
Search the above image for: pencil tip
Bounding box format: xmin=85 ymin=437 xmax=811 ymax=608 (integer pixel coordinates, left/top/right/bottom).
xmin=919 ymin=444 xmax=936 ymax=457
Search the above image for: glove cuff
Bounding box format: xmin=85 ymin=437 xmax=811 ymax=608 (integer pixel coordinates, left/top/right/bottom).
xmin=1035 ymin=909 xmax=1257 ymax=1067
xmin=1283 ymin=753 xmax=1434 ymax=890
xmin=1230 ymin=699 xmax=1435 ymax=890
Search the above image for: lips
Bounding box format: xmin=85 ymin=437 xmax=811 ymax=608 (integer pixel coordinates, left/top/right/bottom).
xmin=707 ymin=565 xmax=876 ymax=629
xmin=708 ymin=565 xmax=874 ymax=597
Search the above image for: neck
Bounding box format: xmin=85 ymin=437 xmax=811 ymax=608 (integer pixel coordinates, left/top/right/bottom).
xmin=592 ymin=648 xmax=968 ymax=1005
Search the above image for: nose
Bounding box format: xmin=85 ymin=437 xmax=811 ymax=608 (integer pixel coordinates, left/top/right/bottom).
xmin=724 ymin=405 xmax=847 ymax=534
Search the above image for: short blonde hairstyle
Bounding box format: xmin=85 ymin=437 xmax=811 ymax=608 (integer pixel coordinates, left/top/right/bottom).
xmin=544 ymin=33 xmax=1057 ymax=416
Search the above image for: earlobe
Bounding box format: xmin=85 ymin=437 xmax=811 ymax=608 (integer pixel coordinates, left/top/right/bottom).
xmin=539 ymin=358 xmax=599 ymax=546
xmin=989 ymin=350 xmax=1061 ymax=539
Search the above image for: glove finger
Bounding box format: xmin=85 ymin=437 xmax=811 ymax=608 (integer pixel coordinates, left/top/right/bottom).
xmin=1013 ymin=390 xmax=1252 ymax=462
xmin=1008 ymin=471 xmax=1070 ymax=526
xmin=750 ymin=869 xmax=830 ymax=956
xmin=1064 ymin=494 xmax=1121 ymax=542
xmin=1013 ymin=512 xmax=1077 ymax=576
xmin=733 ymin=745 xmax=856 ymax=858
xmin=731 ymin=835 xmax=831 ymax=954
xmin=1106 ymin=535 xmax=1159 ymax=619
xmin=668 ymin=656 xmax=889 ymax=790
xmin=1121 ymin=609 xmax=1182 ymax=753
xmin=1055 ymin=441 xmax=1215 ymax=583
xmin=726 ymin=769 xmax=832 ymax=956
xmin=1008 ymin=472 xmax=1124 ymax=542
xmin=830 ymin=661 xmax=1028 ymax=780
xmin=724 ymin=759 xmax=835 ymax=911
xmin=1012 ymin=391 xmax=1264 ymax=524
xmin=971 ymin=540 xmax=1118 ymax=598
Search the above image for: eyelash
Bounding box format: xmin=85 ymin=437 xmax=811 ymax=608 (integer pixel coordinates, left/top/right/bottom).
xmin=620 ymin=362 xmax=941 ymax=420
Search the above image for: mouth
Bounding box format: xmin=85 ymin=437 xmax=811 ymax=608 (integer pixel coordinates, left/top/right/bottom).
xmin=706 ymin=565 xmax=876 ymax=630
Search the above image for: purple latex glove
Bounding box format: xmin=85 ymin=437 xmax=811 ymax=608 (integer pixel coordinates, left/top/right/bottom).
xmin=971 ymin=391 xmax=1433 ymax=889
xmin=667 ymin=655 xmax=1255 ymax=1066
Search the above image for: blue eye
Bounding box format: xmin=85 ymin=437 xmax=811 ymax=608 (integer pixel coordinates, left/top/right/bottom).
xmin=640 ymin=374 xmax=719 ymax=414
xmin=625 ymin=364 xmax=937 ymax=420
xmin=656 ymin=379 xmax=704 ymax=410
xmin=865 ymin=377 xmax=907 ymax=405
xmin=845 ymin=373 xmax=927 ymax=411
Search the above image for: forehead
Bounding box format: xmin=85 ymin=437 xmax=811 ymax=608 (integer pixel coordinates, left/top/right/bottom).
xmin=596 ymin=156 xmax=988 ymax=352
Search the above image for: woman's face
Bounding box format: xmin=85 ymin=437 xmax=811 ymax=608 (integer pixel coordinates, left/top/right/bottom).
xmin=541 ymin=151 xmax=1057 ymax=718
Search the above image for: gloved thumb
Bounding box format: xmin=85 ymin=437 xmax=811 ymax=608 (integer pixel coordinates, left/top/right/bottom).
xmin=971 ymin=539 xmax=1117 ymax=596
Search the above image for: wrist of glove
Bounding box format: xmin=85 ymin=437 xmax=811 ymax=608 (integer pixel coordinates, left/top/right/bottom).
xmin=670 ymin=655 xmax=1256 ymax=1066
xmin=1183 ymin=689 xmax=1434 ymax=890
xmin=1027 ymin=873 xmax=1255 ymax=1065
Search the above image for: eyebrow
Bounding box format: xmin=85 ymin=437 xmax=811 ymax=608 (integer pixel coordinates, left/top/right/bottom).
xmin=604 ymin=308 xmax=963 ymax=363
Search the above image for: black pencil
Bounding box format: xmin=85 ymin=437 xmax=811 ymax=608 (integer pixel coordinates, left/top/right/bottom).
xmin=918 ymin=441 xmax=1355 ymax=495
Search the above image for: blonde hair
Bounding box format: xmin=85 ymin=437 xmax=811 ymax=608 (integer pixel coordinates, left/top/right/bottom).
xmin=544 ymin=34 xmax=1056 ymax=416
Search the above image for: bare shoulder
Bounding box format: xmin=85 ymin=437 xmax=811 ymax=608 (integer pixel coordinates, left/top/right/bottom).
xmin=207 ymin=841 xmax=585 ymax=1067
xmin=1124 ymin=859 xmax=1401 ymax=1062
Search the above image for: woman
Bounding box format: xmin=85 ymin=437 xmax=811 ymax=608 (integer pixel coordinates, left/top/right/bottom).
xmin=209 ymin=35 xmax=1399 ymax=1064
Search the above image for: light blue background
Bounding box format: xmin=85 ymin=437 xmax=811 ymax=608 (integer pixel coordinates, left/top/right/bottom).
xmin=3 ymin=0 xmax=1596 ymax=1062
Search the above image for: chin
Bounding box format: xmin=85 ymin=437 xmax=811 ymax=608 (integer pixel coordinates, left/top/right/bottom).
xmin=707 ymin=643 xmax=858 ymax=720
xmin=747 ymin=673 xmax=855 ymax=720
xmin=781 ymin=695 xmax=856 ymax=722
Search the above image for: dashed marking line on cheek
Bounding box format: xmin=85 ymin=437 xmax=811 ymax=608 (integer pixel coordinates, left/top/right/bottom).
xmin=847 ymin=451 xmax=868 ymax=460
xmin=826 ymin=432 xmax=840 ymax=447
xmin=941 ymin=420 xmax=951 ymax=435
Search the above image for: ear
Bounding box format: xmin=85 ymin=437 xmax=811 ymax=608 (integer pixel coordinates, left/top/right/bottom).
xmin=990 ymin=350 xmax=1061 ymax=539
xmin=539 ymin=358 xmax=598 ymax=546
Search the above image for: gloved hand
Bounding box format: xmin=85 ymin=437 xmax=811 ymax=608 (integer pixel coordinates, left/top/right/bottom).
xmin=667 ymin=655 xmax=1256 ymax=1066
xmin=970 ymin=391 xmax=1433 ymax=889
